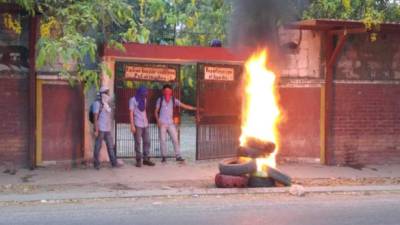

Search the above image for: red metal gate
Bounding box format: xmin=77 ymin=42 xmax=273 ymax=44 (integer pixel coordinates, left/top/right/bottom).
xmin=196 ymin=63 xmax=243 ymax=160
xmin=114 ymin=62 xmax=181 ymax=158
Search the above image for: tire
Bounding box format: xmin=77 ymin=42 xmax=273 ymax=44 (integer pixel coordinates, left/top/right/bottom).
xmin=266 ymin=166 xmax=291 ymax=186
xmin=219 ymin=157 xmax=257 ymax=176
xmin=215 ymin=173 xmax=248 ymax=188
xmin=237 ymin=146 xmax=274 ymax=158
xmin=248 ymin=176 xmax=275 ymax=188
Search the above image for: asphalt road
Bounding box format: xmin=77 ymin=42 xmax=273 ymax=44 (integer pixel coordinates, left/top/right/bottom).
xmin=1 ymin=193 xmax=400 ymax=225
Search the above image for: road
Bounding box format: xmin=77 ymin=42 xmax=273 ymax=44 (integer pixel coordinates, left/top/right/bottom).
xmin=1 ymin=193 xmax=400 ymax=225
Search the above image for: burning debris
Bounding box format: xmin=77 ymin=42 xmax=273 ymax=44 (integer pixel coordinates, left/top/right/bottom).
xmin=237 ymin=137 xmax=276 ymax=158
xmin=215 ymin=139 xmax=291 ymax=188
xmin=215 ymin=50 xmax=291 ymax=188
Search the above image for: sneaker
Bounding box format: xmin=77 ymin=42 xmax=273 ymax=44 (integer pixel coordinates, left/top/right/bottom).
xmin=143 ymin=160 xmax=155 ymax=166
xmin=136 ymin=160 xmax=142 ymax=168
xmin=176 ymin=157 xmax=185 ymax=162
xmin=94 ymin=164 xmax=100 ymax=170
xmin=161 ymin=157 xmax=167 ymax=163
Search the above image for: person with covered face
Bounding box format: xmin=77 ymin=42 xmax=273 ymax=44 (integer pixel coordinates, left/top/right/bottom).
xmin=93 ymin=86 xmax=120 ymax=170
xmin=154 ymin=84 xmax=197 ymax=162
xmin=129 ymin=85 xmax=155 ymax=167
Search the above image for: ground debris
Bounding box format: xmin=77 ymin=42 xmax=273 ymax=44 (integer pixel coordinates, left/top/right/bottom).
xmin=289 ymin=185 xmax=306 ymax=197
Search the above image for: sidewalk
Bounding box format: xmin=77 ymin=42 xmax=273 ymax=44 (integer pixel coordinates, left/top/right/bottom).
xmin=1 ymin=160 xmax=400 ymax=203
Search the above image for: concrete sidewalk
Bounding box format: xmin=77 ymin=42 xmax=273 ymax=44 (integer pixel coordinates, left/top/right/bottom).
xmin=1 ymin=160 xmax=400 ymax=203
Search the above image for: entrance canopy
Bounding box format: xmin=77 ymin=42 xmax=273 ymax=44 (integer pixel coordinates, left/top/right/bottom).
xmin=103 ymin=43 xmax=250 ymax=64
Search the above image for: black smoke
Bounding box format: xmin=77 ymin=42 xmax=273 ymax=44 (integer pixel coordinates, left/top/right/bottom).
xmin=228 ymin=0 xmax=306 ymax=65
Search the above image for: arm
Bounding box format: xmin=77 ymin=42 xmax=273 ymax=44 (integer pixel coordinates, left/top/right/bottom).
xmin=94 ymin=113 xmax=99 ymax=137
xmin=179 ymin=102 xmax=196 ymax=111
xmin=129 ymin=110 xmax=136 ymax=134
xmin=154 ymin=98 xmax=161 ymax=127
xmin=93 ymin=101 xmax=100 ymax=137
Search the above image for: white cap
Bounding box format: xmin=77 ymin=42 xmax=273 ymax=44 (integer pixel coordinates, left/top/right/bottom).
xmin=99 ymin=86 xmax=109 ymax=93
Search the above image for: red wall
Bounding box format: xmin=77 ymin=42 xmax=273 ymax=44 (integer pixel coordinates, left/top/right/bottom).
xmin=0 ymin=78 xmax=29 ymax=166
xmin=278 ymin=87 xmax=321 ymax=159
xmin=331 ymin=83 xmax=400 ymax=165
xmin=41 ymin=84 xmax=83 ymax=161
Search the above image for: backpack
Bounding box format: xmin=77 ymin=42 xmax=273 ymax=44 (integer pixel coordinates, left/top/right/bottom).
xmin=157 ymin=96 xmax=175 ymax=116
xmin=89 ymin=100 xmax=103 ymax=124
xmin=158 ymin=96 xmax=180 ymax=123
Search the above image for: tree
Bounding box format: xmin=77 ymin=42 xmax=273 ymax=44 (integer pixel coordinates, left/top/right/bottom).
xmin=127 ymin=0 xmax=231 ymax=105
xmin=303 ymin=0 xmax=400 ymax=29
xmin=129 ymin=0 xmax=232 ymax=46
xmin=1 ymin=0 xmax=149 ymax=90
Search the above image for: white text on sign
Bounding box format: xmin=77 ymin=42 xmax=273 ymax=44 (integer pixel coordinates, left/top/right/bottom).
xmin=204 ymin=66 xmax=234 ymax=81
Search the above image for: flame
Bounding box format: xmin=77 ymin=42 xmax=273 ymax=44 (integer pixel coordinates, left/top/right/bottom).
xmin=240 ymin=50 xmax=281 ymax=171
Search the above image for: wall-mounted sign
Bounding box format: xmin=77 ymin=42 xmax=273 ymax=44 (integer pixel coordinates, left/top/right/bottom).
xmin=125 ymin=65 xmax=176 ymax=82
xmin=204 ymin=66 xmax=234 ymax=81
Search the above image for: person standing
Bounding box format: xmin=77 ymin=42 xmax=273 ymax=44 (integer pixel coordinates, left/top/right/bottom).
xmin=129 ymin=86 xmax=155 ymax=167
xmin=154 ymin=84 xmax=197 ymax=162
xmin=93 ymin=86 xmax=120 ymax=170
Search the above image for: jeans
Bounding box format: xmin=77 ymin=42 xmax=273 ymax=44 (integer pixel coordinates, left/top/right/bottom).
xmin=134 ymin=126 xmax=150 ymax=161
xmin=159 ymin=123 xmax=180 ymax=158
xmin=94 ymin=131 xmax=117 ymax=167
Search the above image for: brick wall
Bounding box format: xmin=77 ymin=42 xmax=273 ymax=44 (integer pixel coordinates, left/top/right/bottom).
xmin=331 ymin=33 xmax=400 ymax=165
xmin=0 ymin=77 xmax=29 ymax=166
xmin=331 ymin=83 xmax=400 ymax=165
xmin=336 ymin=34 xmax=400 ymax=81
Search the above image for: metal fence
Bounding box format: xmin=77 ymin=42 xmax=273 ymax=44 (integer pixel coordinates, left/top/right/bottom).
xmin=116 ymin=123 xmax=177 ymax=158
xmin=196 ymin=124 xmax=240 ymax=160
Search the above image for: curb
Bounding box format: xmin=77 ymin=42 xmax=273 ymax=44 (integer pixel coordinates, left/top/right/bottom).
xmin=1 ymin=185 xmax=400 ymax=203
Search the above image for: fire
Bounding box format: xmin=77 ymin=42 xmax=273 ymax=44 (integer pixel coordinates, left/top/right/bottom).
xmin=240 ymin=50 xmax=281 ymax=171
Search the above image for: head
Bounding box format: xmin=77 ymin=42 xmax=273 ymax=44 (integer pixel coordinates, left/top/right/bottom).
xmin=99 ymin=86 xmax=110 ymax=95
xmin=135 ymin=85 xmax=148 ymax=98
xmin=162 ymin=84 xmax=173 ymax=99
xmin=99 ymin=86 xmax=111 ymax=102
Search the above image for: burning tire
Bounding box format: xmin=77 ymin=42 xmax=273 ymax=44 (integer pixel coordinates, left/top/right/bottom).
xmin=237 ymin=146 xmax=274 ymax=158
xmin=237 ymin=139 xmax=276 ymax=158
xmin=215 ymin=173 xmax=249 ymax=188
xmin=218 ymin=157 xmax=257 ymax=176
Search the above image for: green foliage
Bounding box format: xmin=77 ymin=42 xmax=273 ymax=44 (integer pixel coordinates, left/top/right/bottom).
xmin=7 ymin=0 xmax=231 ymax=96
xmin=304 ymin=0 xmax=400 ymax=29
xmin=6 ymin=0 xmax=149 ymax=91
xmin=180 ymin=65 xmax=196 ymax=105
xmin=127 ymin=0 xmax=231 ymax=46
xmin=126 ymin=0 xmax=231 ymax=104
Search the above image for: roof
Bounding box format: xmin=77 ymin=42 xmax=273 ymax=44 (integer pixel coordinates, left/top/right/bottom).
xmin=287 ymin=19 xmax=400 ymax=32
xmin=103 ymin=43 xmax=251 ymax=64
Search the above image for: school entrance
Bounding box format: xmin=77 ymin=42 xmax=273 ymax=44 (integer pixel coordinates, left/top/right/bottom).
xmin=104 ymin=43 xmax=248 ymax=160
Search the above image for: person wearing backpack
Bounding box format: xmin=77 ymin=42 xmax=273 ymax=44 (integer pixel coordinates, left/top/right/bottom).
xmin=129 ymin=85 xmax=155 ymax=167
xmin=154 ymin=84 xmax=197 ymax=163
xmin=92 ymin=86 xmax=120 ymax=170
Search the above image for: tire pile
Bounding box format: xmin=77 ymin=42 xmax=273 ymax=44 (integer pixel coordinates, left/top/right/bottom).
xmin=215 ymin=138 xmax=291 ymax=188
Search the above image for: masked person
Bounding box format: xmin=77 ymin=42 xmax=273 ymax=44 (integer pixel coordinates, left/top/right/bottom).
xmin=154 ymin=84 xmax=197 ymax=162
xmin=93 ymin=86 xmax=120 ymax=170
xmin=129 ymin=85 xmax=155 ymax=167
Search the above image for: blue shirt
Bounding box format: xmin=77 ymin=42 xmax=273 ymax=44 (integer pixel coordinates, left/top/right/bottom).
xmin=129 ymin=97 xmax=149 ymax=128
xmin=156 ymin=97 xmax=181 ymax=125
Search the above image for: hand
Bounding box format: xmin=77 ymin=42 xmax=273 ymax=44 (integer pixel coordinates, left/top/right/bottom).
xmin=197 ymin=107 xmax=205 ymax=112
xmin=130 ymin=125 xmax=136 ymax=134
xmin=157 ymin=121 xmax=162 ymax=128
xmin=94 ymin=130 xmax=99 ymax=137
